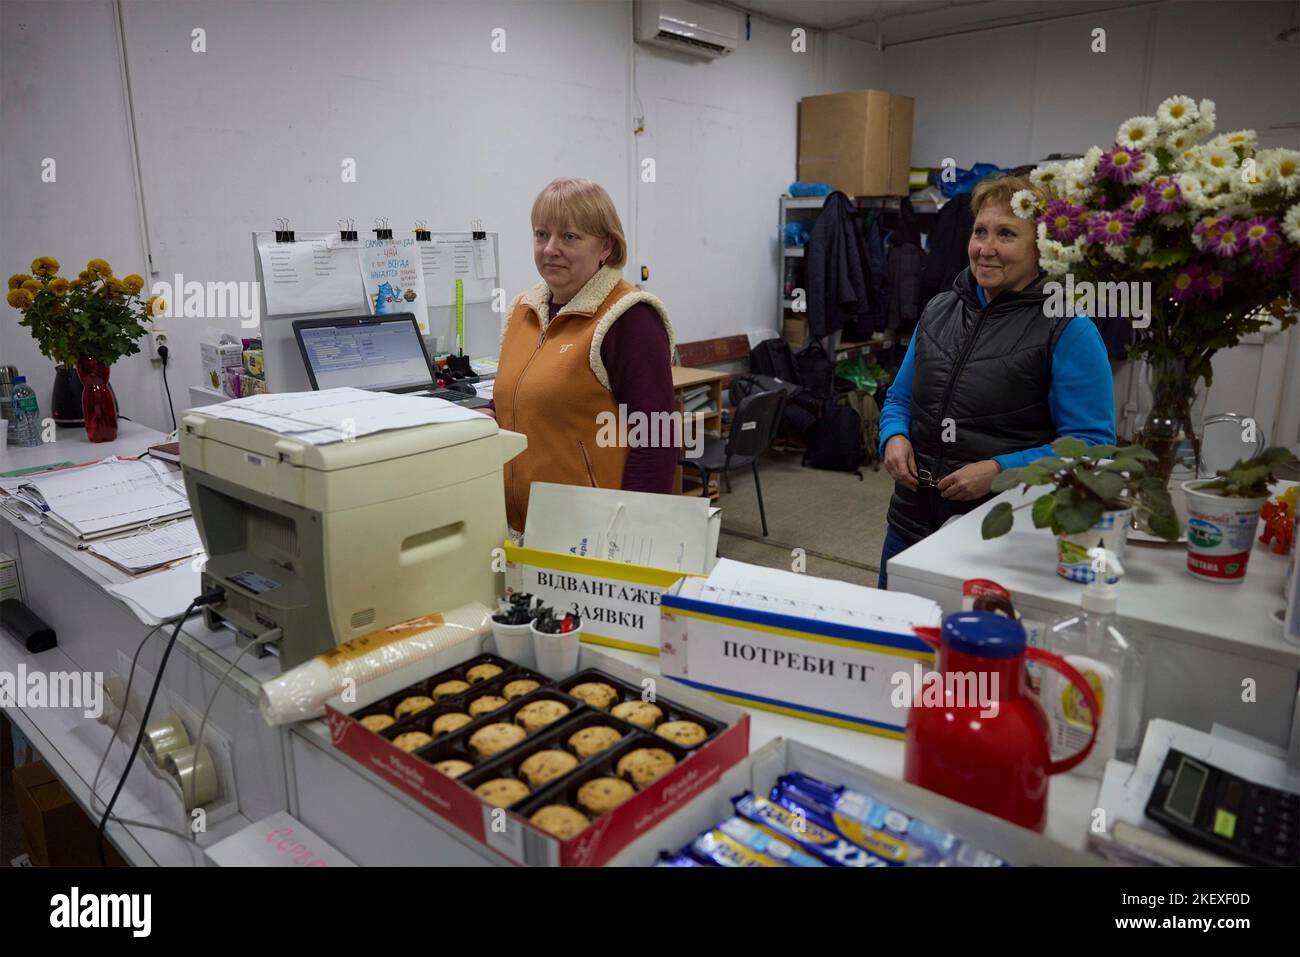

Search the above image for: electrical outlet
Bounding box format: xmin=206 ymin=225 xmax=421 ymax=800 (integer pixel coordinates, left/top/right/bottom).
xmin=147 ymin=328 xmax=168 ymax=361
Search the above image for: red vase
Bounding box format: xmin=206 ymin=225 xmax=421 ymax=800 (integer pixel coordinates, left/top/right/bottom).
xmin=76 ymin=358 xmax=118 ymax=442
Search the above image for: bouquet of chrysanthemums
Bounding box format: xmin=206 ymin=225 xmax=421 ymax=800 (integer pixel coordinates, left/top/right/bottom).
xmin=1012 ymin=95 xmax=1299 ymax=383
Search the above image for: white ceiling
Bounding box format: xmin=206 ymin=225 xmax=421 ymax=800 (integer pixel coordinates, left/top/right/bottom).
xmin=714 ymin=0 xmax=1168 ymax=47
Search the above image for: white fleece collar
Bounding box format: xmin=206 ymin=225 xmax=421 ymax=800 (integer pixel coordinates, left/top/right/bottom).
xmin=519 ymin=265 xmax=625 ymax=333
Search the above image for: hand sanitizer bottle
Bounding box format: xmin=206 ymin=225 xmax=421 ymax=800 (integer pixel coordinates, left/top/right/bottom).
xmin=1043 ymin=549 xmax=1146 ymax=778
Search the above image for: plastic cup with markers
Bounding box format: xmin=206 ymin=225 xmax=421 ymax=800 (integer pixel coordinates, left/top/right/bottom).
xmin=492 ymin=592 xmax=540 ymax=666
xmin=530 ymin=606 xmax=582 ymax=678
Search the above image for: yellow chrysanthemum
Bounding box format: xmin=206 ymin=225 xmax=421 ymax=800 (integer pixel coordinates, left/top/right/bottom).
xmin=21 ymin=279 xmax=43 ymax=293
xmin=121 ymin=273 xmax=144 ymax=295
xmin=145 ymin=295 xmax=167 ymax=316
xmin=8 ymin=273 xmax=31 ymax=290
xmin=7 ymin=289 xmax=34 ymax=310
xmin=48 ymin=277 xmax=70 ymax=295
xmin=86 ymin=258 xmax=113 ymax=279
xmin=30 ymin=256 xmax=60 ymax=277
xmin=78 ymin=270 xmax=89 ymax=281
xmin=69 ymin=278 xmax=86 ymax=290
xmin=106 ymin=278 xmax=127 ymax=297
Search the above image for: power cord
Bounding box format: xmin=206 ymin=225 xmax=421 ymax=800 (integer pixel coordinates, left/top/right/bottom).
xmin=96 ymin=586 xmax=225 ymax=865
xmin=158 ymin=344 xmax=177 ymax=433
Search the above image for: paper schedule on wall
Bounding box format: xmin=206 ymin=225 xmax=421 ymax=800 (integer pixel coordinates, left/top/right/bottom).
xmin=359 ymin=237 xmax=430 ymax=333
xmin=419 ymin=236 xmax=495 ymax=307
xmin=256 ymin=232 xmax=367 ymax=316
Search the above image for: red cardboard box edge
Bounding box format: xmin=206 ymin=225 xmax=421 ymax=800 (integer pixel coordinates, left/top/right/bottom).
xmin=325 ymin=706 xmax=751 ymax=867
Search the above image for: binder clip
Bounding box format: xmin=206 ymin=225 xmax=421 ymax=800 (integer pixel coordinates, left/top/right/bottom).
xmin=373 ymin=217 xmax=393 ymax=240
xmin=274 ymin=217 xmax=294 ymax=243
xmin=338 ymin=218 xmax=358 ymax=243
xmin=471 ymin=218 xmax=486 ymax=241
xmin=413 ymin=219 xmax=431 ymax=242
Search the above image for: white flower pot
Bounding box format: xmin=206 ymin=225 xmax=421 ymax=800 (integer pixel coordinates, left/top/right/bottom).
xmin=1056 ymin=508 xmax=1132 ymax=583
xmin=530 ymin=619 xmax=582 ymax=678
xmin=1182 ymin=480 xmax=1268 ymax=583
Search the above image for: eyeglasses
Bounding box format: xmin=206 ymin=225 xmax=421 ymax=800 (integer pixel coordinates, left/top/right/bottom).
xmin=916 ymin=468 xmax=938 ymax=489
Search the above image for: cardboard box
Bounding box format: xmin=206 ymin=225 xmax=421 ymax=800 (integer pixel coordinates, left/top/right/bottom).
xmin=659 ymin=567 xmax=941 ymax=738
xmin=14 ymin=762 xmax=125 ymax=866
xmin=609 ymin=737 xmax=1103 ymax=866
xmin=325 ymin=639 xmax=750 ymax=866
xmin=798 ymin=90 xmax=914 ymax=197
xmin=782 ymin=318 xmax=807 ymax=347
xmin=200 ymin=340 xmax=243 ymax=391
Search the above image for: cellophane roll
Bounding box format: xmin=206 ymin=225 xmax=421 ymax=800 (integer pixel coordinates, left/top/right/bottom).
xmin=258 ymin=602 xmax=492 ymax=725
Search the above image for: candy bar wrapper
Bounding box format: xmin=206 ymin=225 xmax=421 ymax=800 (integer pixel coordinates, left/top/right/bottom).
xmin=656 ymin=852 xmax=709 ymax=867
xmin=716 ymin=817 xmax=825 ymax=867
xmin=773 ymin=772 xmax=1006 ymax=867
xmin=732 ymin=792 xmax=890 ymax=867
xmin=689 ymin=828 xmax=785 ymax=868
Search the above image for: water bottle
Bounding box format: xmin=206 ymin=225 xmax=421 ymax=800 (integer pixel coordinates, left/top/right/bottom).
xmin=10 ymin=376 xmax=41 ymax=448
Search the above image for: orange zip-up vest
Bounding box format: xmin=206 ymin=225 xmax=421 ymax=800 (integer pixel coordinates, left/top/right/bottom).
xmin=496 ymin=266 xmax=674 ymax=532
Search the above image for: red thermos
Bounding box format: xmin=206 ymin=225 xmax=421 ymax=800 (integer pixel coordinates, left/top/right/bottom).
xmin=903 ymin=611 xmax=1099 ymax=832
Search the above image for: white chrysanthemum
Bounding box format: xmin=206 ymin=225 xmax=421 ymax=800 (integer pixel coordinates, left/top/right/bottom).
xmin=1191 ymin=230 xmax=1207 ymax=250
xmin=1157 ymin=213 xmax=1188 ymax=229
xmin=1220 ymin=129 xmax=1257 ymax=152
xmin=1240 ymin=155 xmax=1276 ymax=196
xmin=1201 ymin=146 xmax=1238 ymax=174
xmin=1267 ymin=148 xmax=1300 ymax=195
xmin=1197 ymin=98 xmax=1216 ymax=133
xmin=1283 ymin=204 xmax=1300 ymax=245
xmin=1010 ymin=189 xmax=1039 ymax=219
xmin=1129 ymin=155 xmax=1157 ymax=186
xmin=1081 ymin=146 xmax=1104 ymax=173
xmin=1174 ymin=145 xmax=1202 ymax=171
xmin=1117 ymin=116 xmax=1159 ymax=150
xmin=1157 ymin=95 xmax=1198 ymax=130
xmin=1030 ymin=164 xmax=1063 ymax=193
xmin=1104 ymin=244 xmax=1129 ymax=263
xmin=1061 ymin=238 xmax=1086 ymax=263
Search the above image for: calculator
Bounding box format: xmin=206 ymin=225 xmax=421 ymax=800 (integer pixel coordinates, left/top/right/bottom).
xmin=1145 ymin=748 xmax=1299 ymax=866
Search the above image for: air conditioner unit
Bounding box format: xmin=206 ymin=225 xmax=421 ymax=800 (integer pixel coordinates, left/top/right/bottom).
xmin=635 ymin=0 xmax=740 ymax=59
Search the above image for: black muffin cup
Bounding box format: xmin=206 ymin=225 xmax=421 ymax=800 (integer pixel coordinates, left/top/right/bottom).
xmin=412 ymin=687 xmax=587 ymax=768
xmin=556 ymin=668 xmax=725 ymax=750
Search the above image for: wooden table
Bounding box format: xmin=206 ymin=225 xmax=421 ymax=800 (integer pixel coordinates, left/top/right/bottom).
xmin=671 ymin=367 xmax=727 ymax=500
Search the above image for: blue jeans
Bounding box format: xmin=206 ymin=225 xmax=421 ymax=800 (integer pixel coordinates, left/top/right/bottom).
xmin=877 ymin=524 xmax=914 ymax=590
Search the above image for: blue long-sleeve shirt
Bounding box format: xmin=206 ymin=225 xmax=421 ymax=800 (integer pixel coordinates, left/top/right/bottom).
xmin=878 ymin=288 xmax=1116 ymax=472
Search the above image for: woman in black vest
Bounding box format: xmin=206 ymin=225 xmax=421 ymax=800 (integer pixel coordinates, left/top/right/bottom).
xmin=876 ymin=175 xmax=1116 ymax=589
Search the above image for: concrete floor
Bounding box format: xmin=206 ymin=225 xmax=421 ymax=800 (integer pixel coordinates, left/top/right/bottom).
xmin=705 ymin=448 xmax=894 ymax=587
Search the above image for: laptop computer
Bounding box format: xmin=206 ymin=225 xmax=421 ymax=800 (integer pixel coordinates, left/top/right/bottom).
xmin=291 ymin=314 xmax=491 ymax=408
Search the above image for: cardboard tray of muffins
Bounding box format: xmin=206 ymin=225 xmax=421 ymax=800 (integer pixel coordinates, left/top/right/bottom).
xmin=325 ymin=641 xmax=750 ymax=866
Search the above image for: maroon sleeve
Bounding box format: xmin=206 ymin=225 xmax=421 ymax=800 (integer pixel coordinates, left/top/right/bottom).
xmin=600 ymin=304 xmax=677 ymax=493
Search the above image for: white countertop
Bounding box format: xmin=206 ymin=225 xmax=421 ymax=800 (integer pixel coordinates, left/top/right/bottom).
xmin=1 ymin=419 xmax=165 ymax=474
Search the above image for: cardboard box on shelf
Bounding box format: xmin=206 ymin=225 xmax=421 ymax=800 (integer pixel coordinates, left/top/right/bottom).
xmin=782 ymin=318 xmax=807 ymax=347
xmin=798 ymin=90 xmax=914 ymax=198
xmin=14 ymin=762 xmax=125 ymax=866
xmin=200 ymin=340 xmax=243 ymax=391
xmin=325 ymin=637 xmax=750 ymax=867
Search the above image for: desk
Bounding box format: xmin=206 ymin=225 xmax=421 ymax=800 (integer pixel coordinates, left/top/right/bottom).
xmin=889 ymin=484 xmax=1300 ymax=751
xmin=671 ymin=367 xmax=727 ymax=501
xmin=0 ymin=424 xmax=284 ymax=865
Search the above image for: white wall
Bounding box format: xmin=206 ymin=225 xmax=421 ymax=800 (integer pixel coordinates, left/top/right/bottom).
xmin=1 ymin=0 xmax=883 ymax=435
xmin=882 ymin=0 xmax=1300 ymax=448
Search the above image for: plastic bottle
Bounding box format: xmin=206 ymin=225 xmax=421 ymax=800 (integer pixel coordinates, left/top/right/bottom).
xmin=9 ymin=376 xmax=41 ymax=448
xmin=1043 ymin=550 xmax=1146 ymax=777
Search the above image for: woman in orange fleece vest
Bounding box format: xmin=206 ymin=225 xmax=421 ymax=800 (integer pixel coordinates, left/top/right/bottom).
xmin=494 ymin=179 xmax=677 ymax=533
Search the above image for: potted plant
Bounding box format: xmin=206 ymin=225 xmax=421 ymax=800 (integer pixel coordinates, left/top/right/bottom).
xmin=981 ymin=437 xmax=1180 ymax=582
xmin=8 ymin=257 xmax=159 ymax=442
xmin=1183 ymin=446 xmax=1294 ymax=583
xmin=1017 ymin=95 xmax=1300 ymax=489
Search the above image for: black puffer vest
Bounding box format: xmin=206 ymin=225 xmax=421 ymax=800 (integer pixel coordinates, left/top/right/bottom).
xmin=887 ymin=268 xmax=1069 ymax=544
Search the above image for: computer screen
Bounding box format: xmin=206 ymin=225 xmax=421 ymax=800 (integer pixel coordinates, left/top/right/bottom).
xmin=297 ymin=317 xmax=433 ymax=392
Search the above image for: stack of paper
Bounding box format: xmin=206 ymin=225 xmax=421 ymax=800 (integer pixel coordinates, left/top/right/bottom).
xmin=87 ymin=519 xmax=204 ymax=574
xmin=6 ymin=457 xmax=190 ymax=542
xmin=106 ymin=564 xmax=204 ymax=625
xmin=196 ymin=387 xmax=484 ymax=444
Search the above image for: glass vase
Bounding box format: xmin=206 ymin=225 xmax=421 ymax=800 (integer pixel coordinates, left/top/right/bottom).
xmin=76 ymin=357 xmax=118 ymax=443
xmin=1133 ymin=356 xmax=1205 ymax=539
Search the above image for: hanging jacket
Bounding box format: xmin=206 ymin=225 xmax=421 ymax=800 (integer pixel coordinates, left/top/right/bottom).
xmin=863 ymin=211 xmax=887 ymax=335
xmin=923 ymin=198 xmax=974 ymax=300
xmin=886 ymin=268 xmax=1070 ymax=543
xmin=806 ymin=191 xmax=869 ymax=338
xmin=887 ymin=243 xmax=925 ymax=332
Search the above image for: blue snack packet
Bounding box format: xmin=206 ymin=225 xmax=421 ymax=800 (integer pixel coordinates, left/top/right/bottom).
xmin=690 ymin=827 xmax=786 ymax=867
xmin=731 ymin=792 xmax=890 ymax=867
xmin=773 ymin=772 xmax=1007 ymax=867
xmin=717 ymin=817 xmax=826 ymax=867
xmin=656 ymin=851 xmax=709 ymax=867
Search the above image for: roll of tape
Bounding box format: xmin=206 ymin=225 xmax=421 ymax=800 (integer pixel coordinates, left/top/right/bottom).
xmin=144 ymin=716 xmax=191 ymax=768
xmin=165 ymin=744 xmax=218 ymax=810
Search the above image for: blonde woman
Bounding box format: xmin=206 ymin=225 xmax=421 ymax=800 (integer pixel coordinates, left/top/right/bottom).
xmin=493 ymin=178 xmax=676 ymax=532
xmin=876 ymin=174 xmax=1116 ymax=588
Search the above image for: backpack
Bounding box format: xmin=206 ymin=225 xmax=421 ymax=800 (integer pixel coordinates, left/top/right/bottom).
xmin=749 ymin=338 xmax=802 ymax=384
xmin=730 ymin=373 xmax=818 ymax=438
xmin=802 ymin=403 xmax=865 ymax=477
xmin=794 ymin=339 xmax=838 ymax=400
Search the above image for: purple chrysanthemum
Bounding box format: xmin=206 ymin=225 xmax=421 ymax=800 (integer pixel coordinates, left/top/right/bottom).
xmin=1126 ymin=190 xmax=1155 ymax=221
xmin=1097 ymin=145 xmax=1146 ymax=183
xmin=1253 ymin=247 xmax=1289 ymax=276
xmin=1201 ymin=265 xmax=1228 ymax=299
xmin=1088 ymin=209 xmax=1135 ymax=246
xmin=1169 ymin=264 xmax=1202 ymax=301
xmin=1241 ymin=216 xmax=1278 ymax=250
xmin=1209 ymin=222 xmax=1245 ymax=257
xmin=1148 ymin=178 xmax=1184 ymax=214
xmin=1042 ymin=199 xmax=1085 ymax=241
